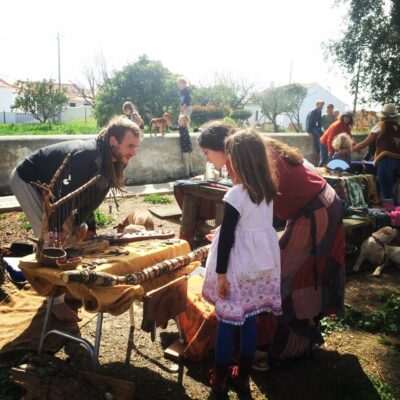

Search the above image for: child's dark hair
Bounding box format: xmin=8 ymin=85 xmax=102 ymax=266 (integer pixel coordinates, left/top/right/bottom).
xmin=198 ymin=120 xmax=238 ymax=151
xmin=225 ymin=129 xmax=277 ymax=205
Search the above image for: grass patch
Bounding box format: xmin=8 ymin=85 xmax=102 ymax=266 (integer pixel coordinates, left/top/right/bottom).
xmin=369 ymin=376 xmax=400 ymax=400
xmin=94 ymin=209 xmax=114 ymax=227
xmin=0 ymin=213 xmax=8 ymax=220
xmin=321 ymin=291 xmax=400 ymax=337
xmin=0 ymin=118 xmax=98 ymax=136
xmin=143 ymin=194 xmax=172 ymax=205
xmin=17 ymin=214 xmax=31 ymax=230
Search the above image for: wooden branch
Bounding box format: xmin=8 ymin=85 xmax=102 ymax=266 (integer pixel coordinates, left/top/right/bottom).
xmin=60 ymin=245 xmax=210 ymax=286
xmin=49 ymin=152 xmax=71 ymax=190
xmin=51 ymin=175 xmax=101 ymax=212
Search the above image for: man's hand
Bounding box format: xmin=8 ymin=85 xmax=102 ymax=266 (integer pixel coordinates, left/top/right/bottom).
xmin=217 ymin=274 xmax=229 ymax=300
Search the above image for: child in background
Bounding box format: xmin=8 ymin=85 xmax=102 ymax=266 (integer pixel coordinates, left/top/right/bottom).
xmin=202 ymin=129 xmax=282 ymax=394
xmin=122 ymin=101 xmax=144 ymax=129
xmin=177 ymin=77 xmax=192 ymax=126
xmin=331 ymin=132 xmax=353 ymax=165
xmin=178 ymin=115 xmax=193 ymax=178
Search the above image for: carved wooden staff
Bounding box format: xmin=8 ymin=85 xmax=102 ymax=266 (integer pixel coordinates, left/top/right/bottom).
xmin=60 ymin=245 xmax=210 ymax=286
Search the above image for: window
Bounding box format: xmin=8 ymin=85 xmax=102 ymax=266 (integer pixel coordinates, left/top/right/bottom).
xmin=69 ymin=103 xmax=76 ymax=107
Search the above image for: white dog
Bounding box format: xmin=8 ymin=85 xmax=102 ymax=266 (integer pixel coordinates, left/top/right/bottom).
xmin=353 ymin=226 xmax=400 ymax=276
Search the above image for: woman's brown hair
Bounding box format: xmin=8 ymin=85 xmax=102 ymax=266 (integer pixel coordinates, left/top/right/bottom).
xmin=97 ymin=116 xmax=141 ymax=191
xmin=263 ymin=137 xmax=303 ymax=166
xmin=225 ymin=129 xmax=277 ymax=204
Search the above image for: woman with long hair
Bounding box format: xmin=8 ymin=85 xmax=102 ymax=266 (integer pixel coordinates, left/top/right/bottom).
xmin=198 ymin=121 xmax=345 ymax=366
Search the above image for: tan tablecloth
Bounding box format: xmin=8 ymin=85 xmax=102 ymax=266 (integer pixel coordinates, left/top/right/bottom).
xmin=19 ymin=240 xmax=197 ymax=315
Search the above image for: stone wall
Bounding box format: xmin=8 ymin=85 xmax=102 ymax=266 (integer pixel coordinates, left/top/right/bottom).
xmin=0 ymin=132 xmax=367 ymax=195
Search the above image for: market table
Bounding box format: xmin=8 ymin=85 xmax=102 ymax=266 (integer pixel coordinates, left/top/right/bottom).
xmin=19 ymin=239 xmax=200 ymax=369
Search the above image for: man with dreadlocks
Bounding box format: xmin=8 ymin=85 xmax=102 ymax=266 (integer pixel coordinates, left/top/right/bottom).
xmin=9 ymin=116 xmax=141 ymax=321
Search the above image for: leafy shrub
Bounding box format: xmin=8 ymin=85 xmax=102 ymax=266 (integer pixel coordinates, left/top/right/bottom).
xmin=144 ymin=194 xmax=172 ymax=205
xmin=190 ymin=105 xmax=229 ymax=126
xmin=230 ymin=108 xmax=252 ymax=122
xmin=17 ymin=214 xmax=31 ymax=230
xmin=94 ymin=209 xmax=114 ymax=227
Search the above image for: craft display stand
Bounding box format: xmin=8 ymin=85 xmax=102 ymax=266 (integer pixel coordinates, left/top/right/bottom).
xmin=176 ymin=183 xmax=228 ymax=248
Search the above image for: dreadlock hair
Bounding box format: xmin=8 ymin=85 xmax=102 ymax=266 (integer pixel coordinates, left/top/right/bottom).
xmin=225 ymin=129 xmax=277 ymax=205
xmin=97 ymin=116 xmax=141 ymax=191
xmin=263 ymin=137 xmax=304 ymax=166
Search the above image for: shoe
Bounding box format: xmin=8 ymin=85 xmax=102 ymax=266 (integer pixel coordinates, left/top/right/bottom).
xmin=229 ymin=365 xmax=250 ymax=393
xmin=382 ymin=200 xmax=395 ymax=211
xmin=252 ymin=356 xmax=269 ymax=372
xmin=209 ymin=367 xmax=227 ymax=395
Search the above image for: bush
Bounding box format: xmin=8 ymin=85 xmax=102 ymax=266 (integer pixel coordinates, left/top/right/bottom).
xmin=190 ymin=105 xmax=229 ymax=126
xmin=94 ymin=209 xmax=114 ymax=227
xmin=230 ymin=108 xmax=252 ymax=123
xmin=143 ymin=194 xmax=172 ymax=205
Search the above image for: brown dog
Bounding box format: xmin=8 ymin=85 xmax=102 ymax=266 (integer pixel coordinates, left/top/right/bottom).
xmin=115 ymin=208 xmax=155 ymax=233
xmin=149 ymin=112 xmax=173 ymax=136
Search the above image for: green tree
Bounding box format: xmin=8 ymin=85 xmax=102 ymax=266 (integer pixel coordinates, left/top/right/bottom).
xmin=192 ymin=73 xmax=254 ymax=109
xmin=282 ymin=83 xmax=308 ymax=132
xmin=95 ymin=55 xmax=179 ymax=126
xmin=256 ymin=86 xmax=287 ymax=132
xmin=326 ymin=0 xmax=400 ymax=108
xmin=12 ymin=80 xmax=68 ymax=124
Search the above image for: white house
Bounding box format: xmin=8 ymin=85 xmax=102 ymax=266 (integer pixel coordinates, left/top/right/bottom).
xmin=245 ymin=83 xmax=348 ymax=131
xmin=0 ymin=79 xmax=15 ymax=112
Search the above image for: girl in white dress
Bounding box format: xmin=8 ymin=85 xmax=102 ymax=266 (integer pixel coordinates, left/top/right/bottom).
xmin=202 ymin=129 xmax=282 ymax=394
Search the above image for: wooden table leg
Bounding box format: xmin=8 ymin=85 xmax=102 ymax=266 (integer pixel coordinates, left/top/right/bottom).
xmin=180 ymin=194 xmax=199 ymax=249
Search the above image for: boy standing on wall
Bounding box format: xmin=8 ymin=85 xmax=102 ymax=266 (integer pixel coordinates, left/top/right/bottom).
xmin=178 ymin=77 xmax=192 ymax=126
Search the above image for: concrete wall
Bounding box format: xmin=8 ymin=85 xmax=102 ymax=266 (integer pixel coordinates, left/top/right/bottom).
xmin=0 ymin=132 xmax=368 ymax=195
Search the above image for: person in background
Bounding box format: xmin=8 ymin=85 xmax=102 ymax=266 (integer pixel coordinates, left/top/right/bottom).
xmin=178 ymin=115 xmax=194 ymax=178
xmin=320 ymin=111 xmax=354 ymax=165
xmin=352 ymin=104 xmax=400 ymax=209
xmin=122 ymin=101 xmax=144 ymax=129
xmin=177 ymin=77 xmax=192 ymax=126
xmin=331 ymin=132 xmax=353 ymax=165
xmin=320 ymin=104 xmax=337 ymax=165
xmin=306 ymin=100 xmax=325 ymax=166
xmin=321 ymin=104 xmax=336 ymax=131
xmin=203 ymin=129 xmax=281 ymax=394
xmin=334 ymin=110 xmax=340 ymax=119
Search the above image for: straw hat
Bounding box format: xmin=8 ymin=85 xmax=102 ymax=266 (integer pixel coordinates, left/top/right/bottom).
xmin=377 ymin=103 xmax=399 ymax=118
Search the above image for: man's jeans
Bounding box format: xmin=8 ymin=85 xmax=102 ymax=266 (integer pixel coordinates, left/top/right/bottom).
xmin=309 ymin=127 xmax=323 ymax=155
xmin=377 ymin=157 xmax=400 ymax=202
xmin=319 ymin=143 xmax=329 ymax=167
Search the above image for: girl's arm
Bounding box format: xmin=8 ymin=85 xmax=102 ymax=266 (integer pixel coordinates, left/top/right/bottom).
xmin=216 ymin=202 xmax=240 ymax=274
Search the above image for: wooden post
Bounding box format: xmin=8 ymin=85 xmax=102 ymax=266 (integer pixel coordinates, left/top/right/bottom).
xmin=179 ymin=194 xmax=199 ymax=249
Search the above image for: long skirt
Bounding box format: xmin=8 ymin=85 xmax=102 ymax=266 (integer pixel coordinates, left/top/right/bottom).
xmin=257 ymin=184 xmax=345 ymax=359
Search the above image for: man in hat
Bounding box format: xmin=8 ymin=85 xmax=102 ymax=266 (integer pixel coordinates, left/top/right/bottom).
xmin=306 ymin=100 xmax=325 ymax=162
xmin=353 ymin=104 xmax=400 ymax=209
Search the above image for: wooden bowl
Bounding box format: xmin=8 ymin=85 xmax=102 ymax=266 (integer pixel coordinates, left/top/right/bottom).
xmin=56 ymin=256 xmax=83 ymax=271
xmin=39 ymin=248 xmax=67 ymax=268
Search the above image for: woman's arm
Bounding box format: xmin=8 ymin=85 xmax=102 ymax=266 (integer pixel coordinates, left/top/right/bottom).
xmin=352 ymin=132 xmax=376 ymax=152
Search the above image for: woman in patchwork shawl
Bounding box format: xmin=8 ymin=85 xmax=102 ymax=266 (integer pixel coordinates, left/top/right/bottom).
xmin=199 ymin=121 xmax=345 ymax=368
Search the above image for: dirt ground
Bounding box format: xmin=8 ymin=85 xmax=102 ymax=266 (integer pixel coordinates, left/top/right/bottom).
xmin=1 ymin=195 xmax=400 ymax=400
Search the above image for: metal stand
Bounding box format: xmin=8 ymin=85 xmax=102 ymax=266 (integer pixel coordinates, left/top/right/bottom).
xmin=38 ymin=293 xmax=103 ymax=371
